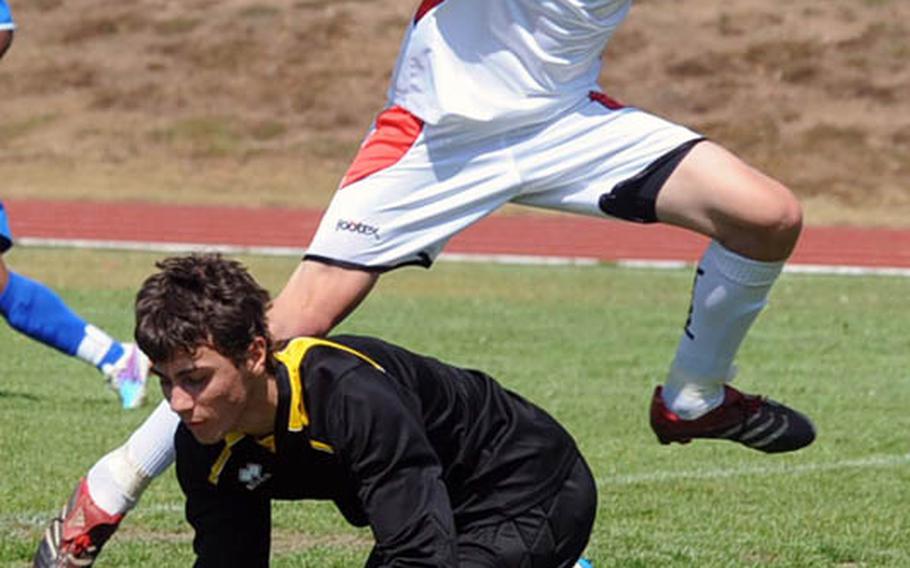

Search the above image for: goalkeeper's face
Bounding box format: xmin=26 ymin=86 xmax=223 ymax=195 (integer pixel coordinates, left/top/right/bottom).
xmin=153 ymin=337 xmax=271 ymax=444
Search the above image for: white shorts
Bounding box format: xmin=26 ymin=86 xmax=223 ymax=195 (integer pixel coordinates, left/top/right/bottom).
xmin=305 ymin=93 xmax=702 ymax=270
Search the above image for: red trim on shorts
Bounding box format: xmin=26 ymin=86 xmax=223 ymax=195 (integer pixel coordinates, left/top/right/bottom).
xmin=588 ymin=91 xmax=626 ymax=110
xmin=414 ymin=0 xmax=445 ymax=24
xmin=339 ymin=106 xmax=424 ymax=189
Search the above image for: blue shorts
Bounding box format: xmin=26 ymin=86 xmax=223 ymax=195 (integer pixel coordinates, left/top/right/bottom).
xmin=0 ymin=201 xmax=12 ymax=253
xmin=0 ymin=0 xmax=14 ymax=31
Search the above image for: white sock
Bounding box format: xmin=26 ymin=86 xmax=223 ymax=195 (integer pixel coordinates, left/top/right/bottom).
xmin=86 ymin=401 xmax=179 ymax=515
xmin=662 ymin=241 xmax=783 ymax=419
xmin=75 ymin=324 xmax=115 ymax=367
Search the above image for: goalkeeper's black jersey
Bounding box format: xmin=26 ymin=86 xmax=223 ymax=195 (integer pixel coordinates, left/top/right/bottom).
xmin=175 ymin=335 xmax=581 ymax=567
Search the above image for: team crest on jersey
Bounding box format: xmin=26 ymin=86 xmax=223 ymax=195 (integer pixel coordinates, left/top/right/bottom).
xmin=238 ymin=463 xmax=271 ymax=490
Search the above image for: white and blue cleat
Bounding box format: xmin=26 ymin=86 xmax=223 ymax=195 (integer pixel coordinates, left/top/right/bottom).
xmin=575 ymin=558 xmax=594 ymax=568
xmin=104 ymin=343 xmax=150 ymax=409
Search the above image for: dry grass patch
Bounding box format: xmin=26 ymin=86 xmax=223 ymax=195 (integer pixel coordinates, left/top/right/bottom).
xmin=2 ymin=0 xmax=909 ymax=225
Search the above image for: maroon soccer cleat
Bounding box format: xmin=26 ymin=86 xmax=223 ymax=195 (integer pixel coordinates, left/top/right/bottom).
xmin=33 ymin=478 xmax=124 ymax=567
xmin=650 ymin=385 xmax=815 ymax=453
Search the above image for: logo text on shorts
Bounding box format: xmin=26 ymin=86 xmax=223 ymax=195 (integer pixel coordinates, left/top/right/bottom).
xmin=336 ymin=219 xmax=381 ymax=241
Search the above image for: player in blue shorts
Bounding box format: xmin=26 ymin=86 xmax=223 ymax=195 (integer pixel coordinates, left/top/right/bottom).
xmin=0 ymin=4 xmax=148 ymax=409
xmin=0 ymin=207 xmax=148 ymax=409
xmin=0 ymin=0 xmax=13 ymax=57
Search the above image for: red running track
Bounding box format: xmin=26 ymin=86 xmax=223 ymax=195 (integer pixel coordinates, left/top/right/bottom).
xmin=6 ymin=199 xmax=910 ymax=268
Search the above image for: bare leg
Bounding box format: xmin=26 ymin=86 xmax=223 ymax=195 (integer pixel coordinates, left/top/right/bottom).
xmin=656 ymin=142 xmax=802 ymax=261
xmin=268 ymin=260 xmax=379 ymax=339
xmin=654 ymin=141 xmax=802 ymax=418
xmin=0 ymin=255 xmax=9 ymax=293
xmin=0 ymin=30 xmax=13 ymax=60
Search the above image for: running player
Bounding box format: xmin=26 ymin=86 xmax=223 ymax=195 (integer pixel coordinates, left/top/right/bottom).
xmin=35 ymin=0 xmax=816 ymax=562
xmin=273 ymin=0 xmax=816 ymax=452
xmin=0 ymin=3 xmax=148 ymax=408
xmin=37 ymin=254 xmax=597 ymax=567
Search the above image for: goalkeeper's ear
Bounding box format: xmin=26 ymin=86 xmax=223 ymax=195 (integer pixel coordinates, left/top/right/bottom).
xmin=244 ymin=335 xmax=269 ymax=377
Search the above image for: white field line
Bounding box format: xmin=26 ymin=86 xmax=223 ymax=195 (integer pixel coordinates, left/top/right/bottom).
xmin=439 ymin=252 xmax=599 ymax=266
xmin=601 ymin=452 xmax=910 ymax=486
xmin=16 ymin=237 xmax=306 ymax=258
xmin=617 ymin=258 xmax=910 ymax=278
xmin=16 ymin=237 xmax=600 ymax=266
xmin=2 ymin=454 xmax=908 ymax=530
xmin=783 ymin=263 xmax=910 ymax=277
xmin=0 ymin=502 xmax=184 ymax=529
xmin=17 ymin=237 xmax=910 ymax=277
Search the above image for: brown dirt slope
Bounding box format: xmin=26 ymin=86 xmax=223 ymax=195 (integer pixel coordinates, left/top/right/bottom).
xmin=1 ymin=0 xmax=908 ymax=226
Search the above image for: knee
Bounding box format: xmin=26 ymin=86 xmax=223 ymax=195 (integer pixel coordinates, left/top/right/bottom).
xmin=0 ymin=31 xmax=13 ymax=60
xmin=0 ymin=260 xmax=8 ymax=295
xmin=722 ymin=182 xmax=803 ymax=261
xmin=755 ymin=185 xmax=803 ymax=246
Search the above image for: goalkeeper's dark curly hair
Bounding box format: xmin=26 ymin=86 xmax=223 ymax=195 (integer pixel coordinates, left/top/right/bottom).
xmin=135 ymin=253 xmax=275 ymax=372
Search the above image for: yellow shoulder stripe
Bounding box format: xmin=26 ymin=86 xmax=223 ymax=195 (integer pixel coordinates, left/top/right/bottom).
xmin=256 ymin=435 xmax=276 ymax=453
xmin=309 ymin=440 xmax=335 ymax=454
xmin=274 ymin=338 xmax=384 ymax=433
xmin=208 ymin=432 xmax=246 ymax=486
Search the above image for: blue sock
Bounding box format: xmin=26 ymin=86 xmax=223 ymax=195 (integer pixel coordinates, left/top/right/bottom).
xmin=99 ymin=339 xmax=125 ymax=369
xmin=0 ymin=271 xmax=121 ymax=368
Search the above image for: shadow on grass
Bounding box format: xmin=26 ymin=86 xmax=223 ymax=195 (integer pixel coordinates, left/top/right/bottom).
xmin=0 ymin=390 xmax=42 ymax=402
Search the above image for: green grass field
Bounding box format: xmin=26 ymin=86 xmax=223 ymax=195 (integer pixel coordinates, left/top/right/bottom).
xmin=1 ymin=247 xmax=909 ymax=567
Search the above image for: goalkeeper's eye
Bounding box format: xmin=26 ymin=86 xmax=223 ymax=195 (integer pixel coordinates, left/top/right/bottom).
xmin=177 ymin=369 xmax=214 ymax=394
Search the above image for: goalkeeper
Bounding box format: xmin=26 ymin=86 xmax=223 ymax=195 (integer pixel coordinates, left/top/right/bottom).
xmin=40 ymin=253 xmax=596 ymax=567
